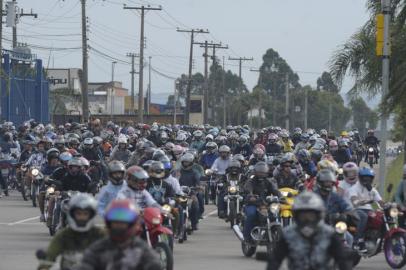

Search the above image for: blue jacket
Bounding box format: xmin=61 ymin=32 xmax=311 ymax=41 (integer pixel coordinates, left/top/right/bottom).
xmin=97 ymin=181 xmax=126 ymax=216
xmin=315 ymin=189 xmax=353 ymax=216
xmin=200 ymin=152 xmax=218 ymax=169
xmin=300 ymin=161 xmax=317 ymax=177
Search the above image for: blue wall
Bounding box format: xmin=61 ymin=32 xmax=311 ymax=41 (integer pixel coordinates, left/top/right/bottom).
xmin=1 ymin=53 xmax=49 ymax=125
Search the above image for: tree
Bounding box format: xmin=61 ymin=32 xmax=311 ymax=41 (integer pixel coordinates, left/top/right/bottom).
xmin=316 ymin=72 xmax=339 ymax=92
xmin=349 ymin=97 xmax=378 ymax=136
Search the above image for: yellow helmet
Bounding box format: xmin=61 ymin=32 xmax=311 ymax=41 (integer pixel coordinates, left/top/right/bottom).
xmin=317 ymin=159 xmax=338 ymax=175
xmin=340 ymin=131 xmax=349 ymax=137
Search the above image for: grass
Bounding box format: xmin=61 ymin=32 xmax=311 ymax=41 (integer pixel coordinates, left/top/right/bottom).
xmin=384 ymin=155 xmax=404 ymax=201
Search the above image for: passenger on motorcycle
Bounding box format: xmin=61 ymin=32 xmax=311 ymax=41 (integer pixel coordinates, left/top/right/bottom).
xmin=248 ymin=145 xmax=267 ymax=166
xmin=296 ymin=149 xmax=317 ymax=178
xmin=394 ymin=164 xmax=406 ymax=228
xmin=279 ymin=131 xmax=294 ymax=153
xmin=51 ymin=152 xmax=73 ymax=181
xmin=266 ymin=133 xmax=282 ymax=157
xmin=294 ymin=133 xmax=310 ymax=153
xmin=273 ymin=157 xmax=301 ymax=189
xmin=77 ymin=199 xmax=161 ymax=270
xmin=211 ymin=145 xmax=232 ymax=175
xmin=267 ymin=191 xmax=352 ymax=270
xmin=333 ymin=140 xmax=352 ymax=167
xmin=234 ymin=135 xmax=252 ymax=158
xmin=117 ymin=165 xmax=160 ymax=209
xmin=348 ymin=167 xmax=385 ymax=252
xmin=190 ymin=130 xmax=205 ymax=153
xmin=110 ymin=136 xmax=131 ymax=163
xmin=242 ymin=162 xmax=280 ymax=244
xmin=337 ymin=162 xmax=359 ymax=202
xmin=38 ymin=193 xmax=105 ymax=270
xmin=97 ymin=160 xmax=127 ymax=216
xmin=199 ymin=141 xmax=219 ymax=169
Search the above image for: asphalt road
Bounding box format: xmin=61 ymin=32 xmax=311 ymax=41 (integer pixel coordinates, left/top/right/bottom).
xmin=0 ymin=192 xmax=392 ymax=270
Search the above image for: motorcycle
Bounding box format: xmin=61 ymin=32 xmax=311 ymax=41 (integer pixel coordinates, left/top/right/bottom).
xmin=367 ymin=147 xmax=376 ymax=168
xmin=278 ymin=187 xmax=299 ymax=227
xmin=224 ymin=178 xmax=243 ymax=227
xmin=205 ymin=169 xmax=219 ymax=204
xmin=175 ymin=186 xmax=194 ymax=243
xmin=233 ymin=196 xmax=283 ymax=259
xmin=28 ymin=166 xmax=43 ymax=207
xmin=142 ymin=207 xmax=174 ymax=270
xmin=348 ymin=203 xmax=406 ymax=268
xmin=0 ymin=156 xmax=18 ymax=196
xmin=48 ymin=190 xmax=79 ymax=235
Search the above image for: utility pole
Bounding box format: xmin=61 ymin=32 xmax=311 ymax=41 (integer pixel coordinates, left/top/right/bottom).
xmin=11 ymin=0 xmax=37 ymax=48
xmin=195 ymin=41 xmax=222 ymax=124
xmin=174 ymin=79 xmax=178 ymax=125
xmin=110 ymin=61 xmax=116 ymax=119
xmin=222 ymin=56 xmax=226 ymax=127
xmin=124 ymin=5 xmax=162 ymax=123
xmin=377 ymin=0 xmax=391 ymax=195
xmin=126 ymin=53 xmax=138 ymax=114
xmin=177 ymin=28 xmax=209 ymax=124
xmin=80 ymin=0 xmax=89 ymax=122
xmin=285 ymin=73 xmax=290 ymax=131
xmin=0 ymin=0 xmax=3 ymax=120
xmin=250 ymin=68 xmax=263 ymax=128
xmin=228 ymin=57 xmax=253 ymax=93
xmin=147 ymin=56 xmax=151 ymax=115
xmin=304 ymin=87 xmax=308 ymax=130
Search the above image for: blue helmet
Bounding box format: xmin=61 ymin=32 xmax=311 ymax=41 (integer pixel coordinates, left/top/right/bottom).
xmin=358 ymin=167 xmax=375 ymax=178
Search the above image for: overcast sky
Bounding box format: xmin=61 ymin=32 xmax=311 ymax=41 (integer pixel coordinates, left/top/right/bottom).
xmin=12 ymin=0 xmax=369 ymax=104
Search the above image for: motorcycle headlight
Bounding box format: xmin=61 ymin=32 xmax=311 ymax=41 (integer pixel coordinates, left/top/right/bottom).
xmin=205 ymin=169 xmax=213 ymax=176
xmin=31 ymin=168 xmax=39 ymax=176
xmin=46 ymin=187 xmax=55 ymax=194
xmin=270 ymin=203 xmax=280 ymax=214
xmin=280 ymin=191 xmax=289 ymax=197
xmin=335 ymin=221 xmax=348 ymax=234
xmin=368 ymin=147 xmax=374 ymax=152
xmin=152 ymin=217 xmax=161 ymax=225
xmin=228 ymin=186 xmax=237 ymax=194
xmin=162 ymin=204 xmax=172 ymax=213
xmin=390 ymin=207 xmax=399 ymax=218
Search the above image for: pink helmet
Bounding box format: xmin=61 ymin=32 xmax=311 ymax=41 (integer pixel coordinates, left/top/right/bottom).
xmin=268 ymin=133 xmax=278 ymax=141
xmin=329 ymin=140 xmax=338 ymax=147
xmin=254 ymin=144 xmax=265 ymax=152
xmin=342 ymin=162 xmax=359 ymax=184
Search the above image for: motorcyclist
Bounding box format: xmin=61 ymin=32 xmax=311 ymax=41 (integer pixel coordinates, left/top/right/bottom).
xmin=280 ymin=131 xmax=294 ymax=153
xmin=25 ymin=139 xmax=47 ymax=168
xmin=337 ymin=162 xmax=359 ymax=202
xmin=116 ymin=165 xmax=160 ymax=209
xmin=296 ymin=149 xmax=317 ymax=178
xmin=178 ymin=153 xmax=202 ymax=230
xmin=333 ymin=140 xmax=352 ymax=167
xmin=160 ymin=155 xmax=182 ymax=195
xmin=234 ymin=135 xmax=252 ymax=158
xmin=211 ymin=145 xmax=232 ymax=175
xmin=294 ymin=133 xmax=310 ymax=153
xmin=80 ymin=138 xmax=101 ymax=163
xmin=54 ymin=136 xmax=67 ymax=153
xmin=38 ymin=193 xmax=105 ymax=270
xmin=248 ymin=145 xmax=267 ymax=166
xmin=110 ymin=136 xmax=131 ymax=163
xmin=190 ymin=130 xmax=205 ymax=153
xmin=146 ymin=161 xmax=175 ymax=205
xmin=348 ymin=167 xmax=385 ymax=252
xmin=51 ymin=151 xmax=73 ymax=181
xmin=67 ymin=137 xmax=80 ymax=155
xmin=199 ymin=141 xmax=219 ymax=169
xmin=363 ymin=129 xmax=379 ymax=163
xmin=97 ymin=160 xmax=127 ymax=216
xmin=267 ymin=191 xmax=352 ymax=270
xmin=273 ymin=156 xmax=301 ymax=189
xmin=242 ymin=162 xmax=280 ymax=243
xmin=266 ymin=133 xmax=282 ymax=156
xmin=77 ymin=199 xmax=161 ymax=270
xmin=394 ymin=164 xmax=406 ymax=228
xmin=314 ymin=169 xmax=358 ymax=247
xmin=19 ymin=140 xmax=35 ymax=163
xmin=291 ymin=127 xmax=302 ymax=145
xmin=57 ymin=157 xmax=92 ymax=193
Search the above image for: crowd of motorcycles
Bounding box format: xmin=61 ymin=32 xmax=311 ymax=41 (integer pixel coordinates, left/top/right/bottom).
xmin=0 ymin=119 xmax=405 ymax=270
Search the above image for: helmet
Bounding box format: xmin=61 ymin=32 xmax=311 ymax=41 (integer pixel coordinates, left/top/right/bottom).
xmin=126 ymin=166 xmax=149 ymax=190
xmin=79 ymin=157 xmax=90 ymax=169
xmin=54 ymin=136 xmax=65 ymax=145
xmin=67 ymin=193 xmax=97 ymax=232
xmin=227 ymin=159 xmax=241 ymax=175
xmin=173 ymin=145 xmax=184 ymax=156
xmin=152 ymin=149 xmax=166 ymax=161
xmin=254 ymin=161 xmax=269 ymax=179
xmin=316 ymin=169 xmax=336 ymax=194
xmin=233 ymin=154 xmax=245 ymax=163
xmin=175 ymin=133 xmax=187 ymax=143
xmin=329 ymin=140 xmax=338 ymax=149
xmin=83 ymin=137 xmax=93 ymax=146
xmin=268 ymin=133 xmax=278 ymax=143
xmin=218 ymin=145 xmax=230 ymax=153
xmin=59 ymin=152 xmax=73 ymax=163
xmin=206 ymin=141 xmax=218 ymax=152
xmin=205 ymin=134 xmax=214 ymax=141
xmin=239 ymin=135 xmax=248 ymax=144
xmin=142 ymin=160 xmax=154 ymax=172
xmin=253 ymin=147 xmax=265 ymax=158
xmin=46 ymin=148 xmax=60 ymax=161
xmin=293 ymin=127 xmax=302 ymax=134
xmin=149 ymin=161 xmax=165 ymax=178
xmin=104 ymin=199 xmax=140 ymax=242
xmin=68 ymin=157 xmax=82 ymax=176
xmin=108 ymin=161 xmax=126 ymax=185
xmin=118 ymin=136 xmax=128 ymax=144
xmin=193 ymin=130 xmax=203 ymax=138
xmin=300 ymin=133 xmax=309 ymax=141
xmin=297 ymin=149 xmax=310 ymax=162
xmin=164 ymin=142 xmax=175 ymax=152
xmin=317 ymin=159 xmax=337 ymax=174
xmin=359 ymin=167 xmax=375 ymax=178
xmin=292 ymin=191 xmax=325 ymax=237
xmin=358 ymin=167 xmax=374 ymax=191
xmin=342 ymin=162 xmax=359 ymax=184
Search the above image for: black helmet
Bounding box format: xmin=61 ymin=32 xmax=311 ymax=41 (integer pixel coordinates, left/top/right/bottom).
xmin=152 ymin=149 xmax=166 ymax=161
xmin=254 ymin=161 xmax=269 ymax=179
xmin=227 ymin=159 xmax=241 ymax=175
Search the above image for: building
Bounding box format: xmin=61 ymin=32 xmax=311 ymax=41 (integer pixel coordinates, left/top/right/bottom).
xmin=88 ymin=81 xmax=129 ymax=115
xmin=46 ymin=68 xmax=81 ymax=94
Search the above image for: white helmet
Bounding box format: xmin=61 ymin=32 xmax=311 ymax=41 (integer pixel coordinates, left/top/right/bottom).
xmin=118 ymin=136 xmax=128 ymax=144
xmin=67 ymin=193 xmax=97 ymax=232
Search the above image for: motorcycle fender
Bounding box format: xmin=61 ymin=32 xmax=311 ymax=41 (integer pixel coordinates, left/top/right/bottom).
xmin=384 ymin=227 xmax=406 ymax=241
xmin=280 ymin=210 xmax=292 ymax=218
xmin=150 ymin=225 xmax=173 ymax=236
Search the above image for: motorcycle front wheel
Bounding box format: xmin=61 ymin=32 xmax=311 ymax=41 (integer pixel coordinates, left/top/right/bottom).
xmin=384 ymin=232 xmax=406 ymax=269
xmin=229 ymin=202 xmax=236 ymax=228
xmin=154 ymin=242 xmax=173 ymax=270
xmin=241 ymin=241 xmax=256 ymax=257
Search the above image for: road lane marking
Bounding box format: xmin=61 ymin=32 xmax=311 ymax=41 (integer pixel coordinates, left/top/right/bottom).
xmin=7 ymin=216 xmax=39 ymax=226
xmin=203 ymin=210 xmax=217 ymax=219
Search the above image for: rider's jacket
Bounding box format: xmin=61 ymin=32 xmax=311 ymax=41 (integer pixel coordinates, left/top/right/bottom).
xmin=81 ymin=148 xmax=101 ymax=162
xmin=267 ymin=223 xmax=350 ymax=270
xmin=314 ymin=188 xmax=353 ymax=217
xmin=117 ymin=186 xmax=160 ymax=209
xmin=234 ymin=144 xmax=252 ymax=158
xmin=291 ymin=134 xmax=301 ymax=145
xmin=44 ymin=227 xmax=105 ymax=269
xmin=58 ymin=172 xmax=92 ymax=193
xmin=266 ymin=143 xmax=281 ymax=156
xmin=211 ymin=157 xmax=231 ymax=175
xmin=146 ymin=180 xmax=175 ymax=205
xmin=244 ymin=177 xmax=279 ymax=199
xmin=299 ymin=160 xmax=317 ymax=178
xmin=364 ymin=135 xmax=379 ymax=147
xmin=164 ymin=175 xmax=182 ymax=195
xmin=25 ymin=151 xmax=46 ymax=167
xmin=199 ymin=152 xmax=218 ymax=169
xmin=77 ymin=237 xmax=162 ymax=270
xmin=178 ymin=167 xmax=200 ymax=187
xmin=281 ymin=139 xmax=294 ymax=153
xmin=332 ymin=148 xmax=351 ymax=165
xmin=110 ymin=147 xmax=131 ymax=163
xmin=19 ymin=149 xmax=32 ymax=163
xmin=294 ymin=142 xmax=310 ymax=153
xmin=190 ymin=140 xmax=205 ymax=153
xmin=41 ymin=163 xmax=60 ymax=176
xmin=97 ymin=181 xmax=127 ymax=216
xmin=273 ymin=166 xmax=300 ymax=189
